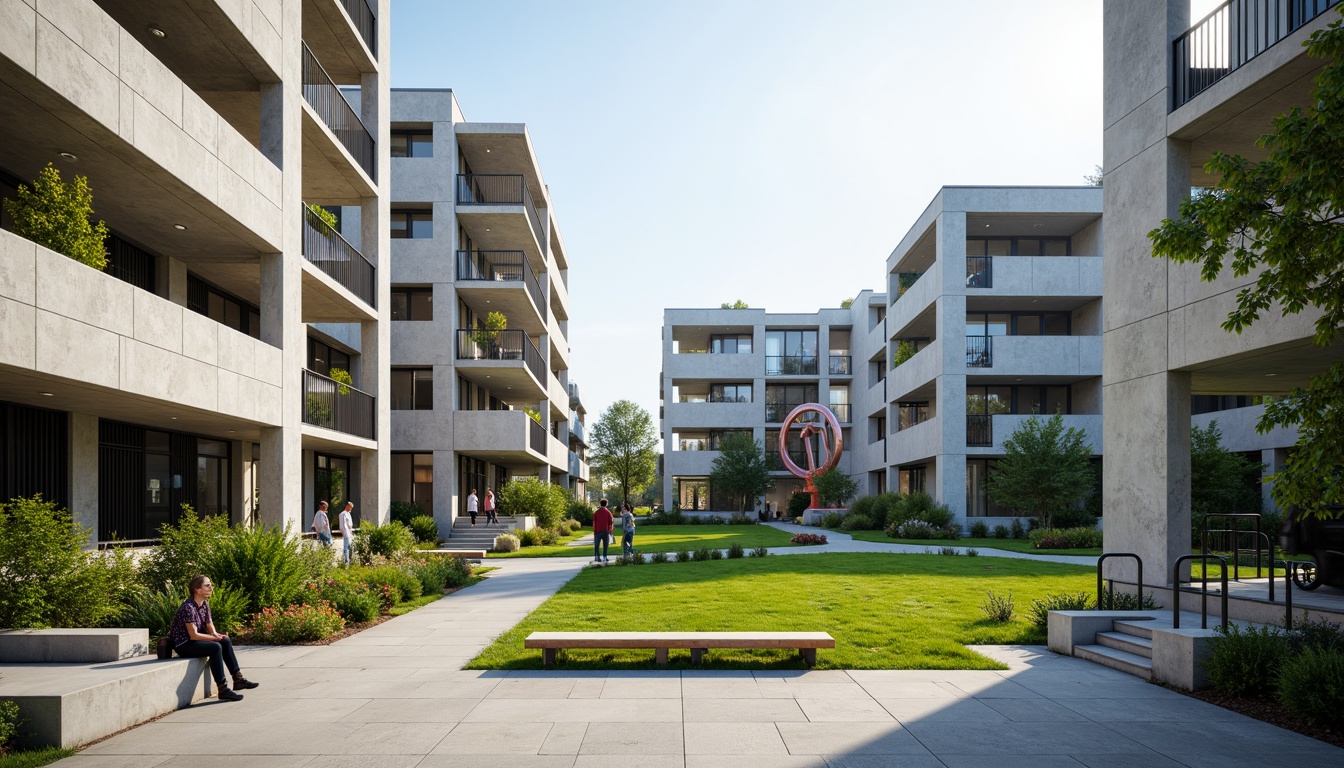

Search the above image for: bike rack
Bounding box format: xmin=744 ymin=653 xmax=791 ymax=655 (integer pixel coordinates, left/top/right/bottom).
xmin=1172 ymin=554 xmax=1228 ymax=630
xmin=1201 ymin=513 xmax=1264 ymax=582
xmin=1096 ymin=552 xmax=1143 ymax=610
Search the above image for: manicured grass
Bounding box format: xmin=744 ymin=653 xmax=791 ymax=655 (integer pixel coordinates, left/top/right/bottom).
xmin=839 ymin=530 xmax=1102 ymax=556
xmin=466 ymin=552 xmax=1095 ymax=670
xmin=0 ymin=747 xmax=76 ymax=768
xmin=488 ymin=524 xmax=799 ymax=559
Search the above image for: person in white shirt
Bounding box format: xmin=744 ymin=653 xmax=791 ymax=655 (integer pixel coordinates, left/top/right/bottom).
xmin=338 ymin=502 xmax=355 ymax=565
xmin=466 ymin=489 xmax=479 ymax=526
xmin=312 ymin=501 xmax=332 ymax=548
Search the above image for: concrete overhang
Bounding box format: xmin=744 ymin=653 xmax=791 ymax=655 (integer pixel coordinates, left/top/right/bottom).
xmin=300 ymin=423 xmax=377 ymax=453
xmin=549 ymin=268 xmax=570 ymax=322
xmin=550 ymin=215 xmax=568 ymax=270
xmin=1181 ymin=337 xmax=1344 ymax=395
xmin=300 ymin=259 xmax=378 ymax=323
xmin=967 ymin=212 xmax=1102 ymax=237
xmin=454 ymin=123 xmax=547 ymax=206
xmin=965 ymin=296 xmax=1097 ymax=313
xmin=301 ymin=104 xmax=377 ymax=205
xmin=453 ymin=281 xmax=545 ymax=335
xmin=454 ymin=207 xmax=545 ymax=268
xmin=453 ymin=360 xmax=545 ymax=401
xmin=302 ymin=0 xmax=377 ymax=82
xmin=93 ymin=0 xmax=279 ymax=89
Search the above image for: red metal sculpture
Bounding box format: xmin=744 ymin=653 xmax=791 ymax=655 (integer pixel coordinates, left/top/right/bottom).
xmin=778 ymin=403 xmax=844 ymax=510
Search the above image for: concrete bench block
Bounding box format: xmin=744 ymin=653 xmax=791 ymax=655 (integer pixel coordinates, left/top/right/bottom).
xmin=0 ymin=628 xmax=150 ymax=662
xmin=1151 ymin=626 xmax=1220 ymax=691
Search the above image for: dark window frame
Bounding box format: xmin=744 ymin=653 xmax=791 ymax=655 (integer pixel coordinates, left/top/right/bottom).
xmin=709 ymin=383 xmax=752 ymax=403
xmin=187 ymin=274 xmax=260 ymax=339
xmin=390 ymin=129 xmax=433 ymax=158
xmin=965 ymin=236 xmax=1072 ymax=257
xmin=965 ymin=311 xmax=1071 ymax=337
xmin=710 ymin=334 xmax=752 ymax=354
xmin=390 ymin=208 xmax=433 ymax=239
xmin=391 ymin=367 xmax=433 ymax=410
xmin=390 ymin=286 xmax=433 ymax=321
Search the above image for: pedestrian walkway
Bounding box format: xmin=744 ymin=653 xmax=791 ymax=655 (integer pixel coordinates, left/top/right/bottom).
xmin=761 ymin=521 xmax=1099 ymax=566
xmin=57 ymin=553 xmax=1343 ymax=766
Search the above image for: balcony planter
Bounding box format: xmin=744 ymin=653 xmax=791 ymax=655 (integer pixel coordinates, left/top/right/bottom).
xmin=4 ymin=163 xmax=109 ymax=270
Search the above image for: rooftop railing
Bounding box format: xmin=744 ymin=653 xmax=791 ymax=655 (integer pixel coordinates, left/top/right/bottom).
xmin=301 ymin=43 xmax=376 ymax=181
xmin=302 ymin=204 xmax=376 ymax=308
xmin=456 ymin=174 xmax=546 ymax=249
xmin=302 ymin=369 xmax=375 ymax=439
xmin=455 ymin=329 xmax=545 ymax=384
xmin=339 ymin=0 xmax=377 ymax=56
xmin=455 ymin=250 xmax=546 ymax=321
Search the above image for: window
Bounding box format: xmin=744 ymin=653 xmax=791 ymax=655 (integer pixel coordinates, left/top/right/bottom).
xmin=869 ymin=416 xmax=886 ymax=444
xmin=196 ymin=439 xmax=230 ymax=519
xmin=966 ymin=459 xmax=1009 ymax=517
xmin=966 ymin=312 xmax=1070 ymax=337
xmin=966 ymin=385 xmax=1070 ymax=415
xmin=764 ymin=384 xmax=818 ymax=422
xmin=676 ymin=478 xmax=710 ymax=510
xmin=391 ymin=209 xmax=433 ymax=239
xmin=709 ymin=384 xmax=752 ymax=403
xmin=897 ymin=402 xmax=929 ymax=430
xmin=315 ymin=454 xmax=352 ymax=520
xmin=966 ymin=387 xmax=1013 ymax=416
xmin=829 ymin=386 xmax=851 ymax=423
xmin=966 ymin=236 xmax=1071 ymax=257
xmin=188 ymin=275 xmax=260 ymax=339
xmin=708 ymin=429 xmax=752 ymax=450
xmin=391 ymin=368 xmax=433 ymax=410
xmin=309 ymin=339 xmax=352 ymax=378
xmin=765 ymin=330 xmax=818 ymax=375
xmin=106 ymin=233 xmax=158 ymax=294
xmin=392 ymin=452 xmax=433 ymax=516
xmin=765 ymin=429 xmax=808 ymax=467
xmin=459 ymin=455 xmax=485 ymax=517
xmin=899 ymin=465 xmax=926 ymax=495
xmin=710 ymin=334 xmax=752 ymax=354
xmin=390 ymin=129 xmax=432 ymax=158
xmin=391 ymin=287 xmax=433 ymax=320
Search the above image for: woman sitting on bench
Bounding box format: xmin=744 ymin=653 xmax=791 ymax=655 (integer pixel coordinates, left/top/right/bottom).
xmin=169 ymin=575 xmax=260 ymax=702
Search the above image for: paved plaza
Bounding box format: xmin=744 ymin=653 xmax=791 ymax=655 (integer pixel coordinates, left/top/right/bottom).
xmin=54 ymin=552 xmax=1344 ymax=768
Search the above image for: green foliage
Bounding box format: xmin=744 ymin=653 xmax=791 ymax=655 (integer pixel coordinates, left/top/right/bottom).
xmin=138 ymin=508 xmax=230 ymax=590
xmin=750 ymin=546 xmax=769 ymax=557
xmin=821 ymin=511 xmax=844 ymax=528
xmin=993 ymin=525 xmax=1010 ymax=539
xmin=389 ymin=501 xmax=422 ymax=526
xmin=675 ymin=548 xmax=691 ymax=563
xmin=1028 ymin=527 xmax=1104 ymax=550
xmin=650 ymin=552 xmax=669 ymax=564
xmin=727 ymin=543 xmax=745 ymax=559
xmin=840 ymin=297 xmax=854 ymax=309
xmin=209 ymin=524 xmax=312 ymax=616
xmin=0 ymin=747 xmax=78 ymax=768
xmin=327 ymin=367 xmax=353 ymax=396
xmin=892 ymin=339 xmax=917 ymax=368
xmin=249 ymin=601 xmax=345 ymax=644
xmin=565 ymin=499 xmax=594 ymax=526
xmin=839 ymin=513 xmax=878 ymax=531
xmin=969 ymin=521 xmax=989 ymax=538
xmin=3 ymin=163 xmax=108 ymax=269
xmin=1028 ymin=592 xmax=1095 ymax=630
xmin=719 ymin=299 xmax=749 ymax=309
xmin=1205 ymin=623 xmax=1288 ymax=697
xmin=693 ymin=546 xmax=713 ymax=562
xmin=1098 ymin=591 xmax=1158 ymax=611
xmin=886 ymin=492 xmax=954 ymax=529
xmin=981 ymin=591 xmax=1015 ymax=622
xmin=115 ymin=584 xmax=246 ymax=637
xmin=709 ymin=433 xmax=775 ymax=512
xmin=1 ymin=697 xmax=23 ymax=751
xmin=813 ymin=468 xmax=859 ymax=508
xmin=643 ymin=507 xmax=686 ymax=526
xmin=1010 ymin=518 xmax=1026 ymax=539
xmin=307 ymin=203 xmax=338 ymax=230
xmin=590 ymin=400 xmax=659 ymax=505
xmin=499 ymin=478 xmax=568 ymax=530
xmin=1278 ymin=647 xmax=1344 ymax=728
xmin=522 ymin=406 xmax=543 ymax=425
xmin=988 ymin=414 xmax=1095 ymax=530
xmin=1190 ymin=421 xmax=1265 ymax=541
xmin=1289 ymin=615 xmax=1344 ymax=654
xmin=847 ymin=495 xmax=884 ymax=521
xmin=353 ymin=520 xmax=415 ymax=564
xmin=355 ymin=564 xmax=422 ymax=603
xmin=301 ymin=578 xmax=381 ymax=623
xmin=493 ymin=533 xmax=520 ymax=553
xmin=709 ymin=548 xmax=724 ymax=560
xmin=515 ymin=526 xmax=544 ymax=547
xmin=0 ymin=495 xmax=126 ymax=628
xmin=787 ymin=492 xmax=811 ymax=517
xmin=1148 ymin=12 xmax=1344 ymax=518
xmin=407 ymin=515 xmax=439 ymax=544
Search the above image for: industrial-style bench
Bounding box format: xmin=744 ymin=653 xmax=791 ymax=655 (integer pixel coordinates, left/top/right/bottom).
xmin=524 ymin=631 xmax=835 ymax=667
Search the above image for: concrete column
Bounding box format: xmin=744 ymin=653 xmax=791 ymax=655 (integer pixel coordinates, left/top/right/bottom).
xmin=1262 ymin=448 xmax=1288 ymax=511
xmin=435 ymin=448 xmax=456 ymax=533
xmin=229 ymin=440 xmax=254 ymax=527
xmin=68 ymin=412 xmax=98 ymax=537
xmin=360 ymin=317 xmax=389 ymax=524
xmin=166 ymin=257 xmax=188 ymax=306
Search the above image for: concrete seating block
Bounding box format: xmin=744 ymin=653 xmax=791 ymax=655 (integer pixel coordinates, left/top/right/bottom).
xmin=1151 ymin=626 xmax=1220 ymax=691
xmin=0 ymin=628 xmax=150 ymax=663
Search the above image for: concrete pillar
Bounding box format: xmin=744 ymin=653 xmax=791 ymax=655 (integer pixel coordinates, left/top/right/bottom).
xmin=68 ymin=412 xmax=98 ymax=537
xmin=1262 ymin=448 xmax=1288 ymax=511
xmin=435 ymin=448 xmax=456 ymax=533
xmin=360 ymin=317 xmax=389 ymax=524
xmin=166 ymin=257 xmax=188 ymax=306
xmin=229 ymin=439 xmax=254 ymax=527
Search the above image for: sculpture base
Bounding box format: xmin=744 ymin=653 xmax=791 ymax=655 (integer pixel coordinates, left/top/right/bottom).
xmin=801 ymin=508 xmax=846 ymax=526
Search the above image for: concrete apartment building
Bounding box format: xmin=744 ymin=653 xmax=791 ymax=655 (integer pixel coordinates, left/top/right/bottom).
xmin=0 ymin=0 xmax=391 ymax=539
xmin=1102 ymin=0 xmax=1343 ymax=580
xmin=386 ymin=89 xmax=588 ymax=533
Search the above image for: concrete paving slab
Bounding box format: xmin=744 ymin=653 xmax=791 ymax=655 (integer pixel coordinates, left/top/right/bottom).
xmin=775 ymin=721 xmax=929 ymax=755
xmin=539 ymin=721 xmax=587 ymax=754
xmin=577 ymin=721 xmax=683 ymax=754
xmin=979 ymin=697 xmax=1093 ymax=722
xmin=598 ymin=676 xmax=681 ymax=699
xmin=682 ymin=697 xmax=807 ymax=722
xmin=686 ymin=756 xmax=829 ymax=768
xmin=877 ymin=696 xmax=1010 ymax=723
xmin=793 ymin=697 xmax=894 ymax=722
xmin=465 ymin=697 xmax=682 ymax=723
xmin=338 ymin=697 xmax=479 ymax=723
xmin=429 ymin=721 xmax=550 ymax=754
xmin=937 ymin=756 xmax=1087 ymax=768
xmin=576 ymin=755 xmax=682 ymax=768
xmin=300 ymin=757 xmax=424 ymax=768
xmin=153 ymin=758 xmax=316 ymax=768
xmin=683 ymin=722 xmax=789 ymax=755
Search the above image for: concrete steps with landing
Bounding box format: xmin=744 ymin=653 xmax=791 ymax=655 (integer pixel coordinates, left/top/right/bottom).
xmin=1075 ymin=619 xmax=1154 ymax=679
xmin=447 ymin=516 xmax=520 ymax=546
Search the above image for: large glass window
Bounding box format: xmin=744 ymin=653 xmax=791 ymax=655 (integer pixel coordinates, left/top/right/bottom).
xmin=390 ymin=209 xmax=433 ymax=239
xmin=392 ymin=452 xmax=433 ymax=516
xmin=897 ymin=402 xmax=929 ymax=430
xmin=765 ymin=330 xmax=818 ymax=375
xmin=966 ymin=385 xmax=1070 ymax=415
xmin=315 ymin=453 xmax=353 ymax=522
xmin=966 ymin=236 xmax=1071 ymax=256
xmin=966 ymin=387 xmax=1013 ymax=416
xmin=459 ymin=455 xmax=485 ymax=517
xmin=391 ymin=287 xmax=433 ymax=320
xmin=765 ymin=429 xmax=807 ymax=467
xmin=677 ymin=478 xmax=710 ymax=510
xmin=392 ymin=369 xmax=433 ymax=410
xmin=196 ymin=439 xmax=229 ymax=519
xmin=309 ymin=339 xmax=352 ymax=378
xmin=708 ymin=429 xmax=752 ymax=450
xmin=390 ymin=129 xmax=432 ymax=158
xmin=764 ymin=384 xmax=818 ymax=422
xmin=710 ymin=334 xmax=752 ymax=354
xmin=709 ymin=384 xmax=752 ymax=403
xmin=899 ymin=465 xmax=926 ymax=495
xmin=966 ymin=459 xmax=1010 ymax=517
xmin=188 ymin=274 xmax=260 ymax=339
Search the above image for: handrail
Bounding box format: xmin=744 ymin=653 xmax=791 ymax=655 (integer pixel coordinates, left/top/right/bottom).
xmin=765 ymin=355 xmax=819 ymax=375
xmin=302 ymin=204 xmax=376 ymax=308
xmin=966 ymin=414 xmax=992 ymax=447
xmin=455 ymin=174 xmax=545 ymax=248
xmin=339 ymin=0 xmax=377 ymax=56
xmin=829 ymin=355 xmax=852 ymax=375
xmin=1201 ymin=512 xmax=1264 ymax=581
xmin=1096 ymin=552 xmax=1144 ymax=610
xmin=301 ymin=42 xmax=375 ymax=181
xmin=454 ymin=329 xmax=545 ymax=384
xmin=302 ymin=368 xmax=376 ymax=439
xmin=1172 ymin=554 xmax=1229 ymax=629
xmin=966 ymin=336 xmax=992 ymax=367
xmin=528 ymin=417 xmax=546 ymax=454
xmin=455 ymin=250 xmax=546 ymax=322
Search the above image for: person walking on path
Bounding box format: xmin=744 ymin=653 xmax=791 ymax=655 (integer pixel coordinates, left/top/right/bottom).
xmin=169 ymin=575 xmax=259 ymax=701
xmin=485 ymin=488 xmax=499 ymax=525
xmin=620 ymin=502 xmax=636 ymax=557
xmin=312 ymin=501 xmax=332 ymax=548
xmin=467 ymin=488 xmax=479 ymax=526
xmin=593 ymin=499 xmax=614 ymax=563
xmin=338 ymin=501 xmax=355 ymax=565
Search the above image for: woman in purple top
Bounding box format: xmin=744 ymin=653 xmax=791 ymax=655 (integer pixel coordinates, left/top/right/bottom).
xmin=170 ymin=575 xmax=259 ymax=701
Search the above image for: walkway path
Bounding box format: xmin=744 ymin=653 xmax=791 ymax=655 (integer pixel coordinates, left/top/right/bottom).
xmin=59 ymin=554 xmax=1342 ymax=767
xmin=760 ymin=521 xmax=1100 ymax=566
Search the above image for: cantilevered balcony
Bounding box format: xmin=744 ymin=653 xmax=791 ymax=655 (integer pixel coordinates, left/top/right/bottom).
xmin=302 ymin=369 xmax=375 ymax=440
xmin=302 ymin=42 xmax=376 ymax=182
xmin=455 ymin=250 xmax=547 ymax=327
xmin=456 ymin=174 xmax=545 ymax=249
xmin=302 ymin=205 xmax=376 ymax=310
xmin=340 ymin=0 xmax=377 ymax=55
xmin=455 ymin=329 xmax=546 ymax=397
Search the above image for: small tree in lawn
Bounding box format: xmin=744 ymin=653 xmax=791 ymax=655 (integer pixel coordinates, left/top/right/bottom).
xmin=709 ymin=433 xmax=774 ymax=512
xmin=4 ymin=163 xmax=109 ymax=269
xmin=590 ymin=400 xmax=658 ymax=506
xmin=988 ymin=413 xmax=1094 ymax=530
xmin=498 ymin=477 xmax=567 ymax=530
xmin=813 ymin=468 xmax=860 ymax=509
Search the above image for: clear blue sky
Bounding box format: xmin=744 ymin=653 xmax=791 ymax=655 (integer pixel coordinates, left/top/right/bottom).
xmin=391 ymin=0 xmax=1113 ymax=428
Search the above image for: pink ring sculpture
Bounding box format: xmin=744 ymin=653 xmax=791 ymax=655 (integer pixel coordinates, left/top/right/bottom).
xmin=778 ymin=403 xmax=844 ymax=511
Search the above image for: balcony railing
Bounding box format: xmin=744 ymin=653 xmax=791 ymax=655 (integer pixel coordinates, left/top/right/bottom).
xmin=966 ymin=256 xmax=992 ymax=289
xmin=1172 ymin=0 xmax=1339 ymax=108
xmin=455 ymin=329 xmax=545 ymax=383
xmin=455 ymin=250 xmax=546 ymax=321
xmin=568 ymin=450 xmax=582 ymax=476
xmin=829 ymin=355 xmax=852 ymax=375
xmin=967 ymin=414 xmax=992 ymax=447
xmin=456 ymin=174 xmax=545 ymax=248
xmin=529 ymin=417 xmax=546 ymax=454
xmin=302 ymin=204 xmax=376 ymax=308
xmin=764 ymin=403 xmax=821 ymax=423
xmin=830 ymin=403 xmax=852 ymax=423
xmin=966 ymin=336 xmax=993 ymax=368
xmin=766 ymin=355 xmax=818 ymax=376
xmin=302 ymin=369 xmax=375 ymax=439
xmin=301 ymin=43 xmax=375 ymax=181
xmin=569 ymin=416 xmax=586 ymax=444
xmin=339 ymin=0 xmax=377 ymax=56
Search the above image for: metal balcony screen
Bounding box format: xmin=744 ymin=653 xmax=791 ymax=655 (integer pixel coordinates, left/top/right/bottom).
xmin=455 ymin=250 xmax=546 ymax=321
xmin=302 ymin=369 xmax=376 ymax=439
xmin=301 ymin=43 xmax=376 ymax=181
xmin=340 ymin=0 xmax=377 ymax=56
xmin=455 ymin=329 xmax=545 ymax=383
xmin=529 ymin=417 xmax=546 ymax=454
xmin=966 ymin=256 xmax=992 ymax=289
xmin=966 ymin=336 xmax=993 ymax=368
xmin=967 ymin=414 xmax=993 ymax=447
xmin=829 ymin=355 xmax=852 ymax=375
xmin=455 ymin=174 xmax=546 ymax=248
xmin=302 ymin=205 xmax=376 ymax=308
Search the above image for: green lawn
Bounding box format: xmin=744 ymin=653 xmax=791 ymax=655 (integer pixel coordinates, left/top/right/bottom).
xmin=0 ymin=748 xmax=76 ymax=768
xmin=487 ymin=524 xmax=799 ymax=559
xmin=466 ymin=552 xmax=1095 ymax=670
xmin=838 ymin=531 xmax=1102 ymax=557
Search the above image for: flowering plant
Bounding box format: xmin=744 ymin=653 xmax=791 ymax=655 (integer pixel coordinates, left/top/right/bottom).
xmin=249 ymin=600 xmax=345 ymax=644
xmin=789 ymin=533 xmax=828 ymax=545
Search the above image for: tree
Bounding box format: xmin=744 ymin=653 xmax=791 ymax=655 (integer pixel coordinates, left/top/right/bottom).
xmin=1084 ymin=165 xmax=1104 ymax=186
xmin=709 ymin=433 xmax=775 ymax=512
xmin=813 ymin=468 xmax=860 ymax=508
xmin=498 ymin=477 xmax=567 ymax=529
xmin=988 ymin=413 xmax=1094 ymax=529
xmin=1149 ymin=10 xmax=1344 ymax=518
xmin=3 ymin=163 xmax=109 ymax=269
xmin=719 ymin=299 xmax=749 ymax=309
xmin=1190 ymin=421 xmax=1265 ymax=541
xmin=589 ymin=400 xmax=658 ymax=505
xmin=840 ymin=297 xmax=854 ymax=309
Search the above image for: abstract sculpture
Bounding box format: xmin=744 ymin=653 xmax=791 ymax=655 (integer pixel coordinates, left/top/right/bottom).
xmin=777 ymin=403 xmax=844 ymax=510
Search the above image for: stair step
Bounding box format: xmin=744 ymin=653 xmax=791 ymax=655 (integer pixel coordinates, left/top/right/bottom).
xmin=1096 ymin=630 xmax=1153 ymax=658
xmin=1112 ymin=619 xmax=1157 ymax=640
xmin=1075 ymin=644 xmax=1153 ymax=679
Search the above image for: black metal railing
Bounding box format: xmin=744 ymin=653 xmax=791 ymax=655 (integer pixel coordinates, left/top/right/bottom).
xmin=764 ymin=403 xmax=820 ymax=423
xmin=1201 ymin=512 xmax=1266 ymax=582
xmin=766 ymin=355 xmax=818 ymax=375
xmin=967 ymin=414 xmax=992 ymax=447
xmin=829 ymin=404 xmax=851 ymax=423
xmin=529 ymin=417 xmax=546 ymax=454
xmin=1172 ymin=554 xmax=1229 ymax=630
xmin=1097 ymin=553 xmax=1144 ymax=610
xmin=966 ymin=256 xmax=992 ymax=288
xmin=1173 ymin=0 xmax=1340 ymax=108
xmin=302 ymin=369 xmax=375 ymax=439
xmin=829 ymin=355 xmax=851 ymax=375
xmin=455 ymin=329 xmax=545 ymax=383
xmin=301 ymin=43 xmax=375 ymax=181
xmin=456 ymin=174 xmax=545 ymax=247
xmin=339 ymin=0 xmax=377 ymax=55
xmin=455 ymin=250 xmax=546 ymax=321
xmin=302 ymin=205 xmax=376 ymax=308
xmin=966 ymin=336 xmax=992 ymax=367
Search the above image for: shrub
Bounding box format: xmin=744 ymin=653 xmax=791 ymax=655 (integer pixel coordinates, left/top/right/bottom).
xmin=750 ymin=546 xmax=770 ymax=557
xmin=939 ymin=547 xmax=958 ymax=556
xmin=0 ymin=699 xmax=22 ymax=752
xmin=1028 ymin=527 xmax=1104 ymax=550
xmin=565 ymin=518 xmax=583 ymax=533
xmin=813 ymin=468 xmax=860 ymax=507
xmin=566 ymin=500 xmax=594 ymax=526
xmin=675 ymin=548 xmax=692 ymax=563
xmin=493 ymin=533 xmax=520 ymax=553
xmin=249 ymin=601 xmax=345 ymax=644
xmin=0 ymin=495 xmax=128 ymax=628
xmin=439 ymin=555 xmax=474 ymax=588
xmin=499 ymin=478 xmax=568 ymax=529
xmin=539 ymin=528 xmax=560 ymax=546
xmin=1051 ymin=506 xmax=1098 ymax=531
xmin=644 ymin=508 xmax=687 ymax=526
xmin=1277 ymin=647 xmax=1344 ymax=727
xmin=993 ymin=525 xmax=1010 ymax=540
xmin=4 ymin=163 xmax=109 ymax=269
xmin=353 ymin=521 xmax=415 ymax=563
xmin=969 ymin=521 xmax=989 ymax=538
xmin=847 ymin=495 xmax=884 ymax=521
xmin=981 ymin=591 xmax=1015 ymax=622
xmin=1205 ymin=623 xmax=1288 ymax=697
xmin=403 ymin=558 xmax=447 ymax=595
xmin=407 ymin=515 xmax=439 ymax=544
xmin=821 ymin=511 xmax=844 ymax=528
xmin=139 ymin=508 xmax=230 ymax=590
xmin=789 ymin=533 xmax=828 ymax=545
xmin=389 ymin=501 xmax=423 ymax=526
xmin=727 ymin=543 xmax=745 ymax=558
xmin=893 ymin=492 xmax=955 ymax=528
xmin=1028 ymin=592 xmax=1095 ymax=631
xmin=840 ymin=513 xmax=878 ymax=531
xmin=709 ymin=548 xmax=724 ymax=560
xmin=726 ymin=513 xmax=757 ymax=525
xmin=1289 ymin=615 xmax=1344 ymax=654
xmin=301 ymin=578 xmax=380 ymax=623
xmin=632 ymin=552 xmax=647 ymax=565
xmin=115 ymin=583 xmax=247 ymax=637
xmin=208 ymin=523 xmax=311 ymax=615
xmin=693 ymin=547 xmax=713 ymax=562
xmin=889 ymin=520 xmax=937 ymax=540
xmin=516 ymin=527 xmax=544 ymax=547
xmin=787 ymin=492 xmax=811 ymax=517
xmin=1098 ymin=591 xmax=1158 ymax=611
xmin=358 ymin=565 xmax=422 ymax=604
xmin=966 ymin=548 xmax=979 ymax=557
xmin=650 ymin=552 xmax=669 ymax=564
xmin=1010 ymin=518 xmax=1026 ymax=539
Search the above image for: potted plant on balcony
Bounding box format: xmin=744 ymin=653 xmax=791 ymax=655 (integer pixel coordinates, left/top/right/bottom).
xmin=329 ymin=367 xmax=353 ymax=395
xmin=3 ymin=162 xmax=109 ymax=269
xmin=471 ymin=311 xmax=509 ymax=358
xmin=892 ymin=340 xmax=916 ymax=368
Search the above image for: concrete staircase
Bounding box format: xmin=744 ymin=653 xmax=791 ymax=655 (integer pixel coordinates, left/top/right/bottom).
xmin=447 ymin=515 xmax=521 ymax=549
xmin=1073 ymin=618 xmax=1155 ymax=679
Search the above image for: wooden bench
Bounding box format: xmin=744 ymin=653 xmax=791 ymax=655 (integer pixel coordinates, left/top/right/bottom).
xmin=524 ymin=631 xmax=835 ymax=667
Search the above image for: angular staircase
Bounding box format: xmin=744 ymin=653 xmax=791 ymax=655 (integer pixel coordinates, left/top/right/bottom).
xmin=1073 ymin=618 xmax=1155 ymax=679
xmin=446 ymin=515 xmax=521 ymax=549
